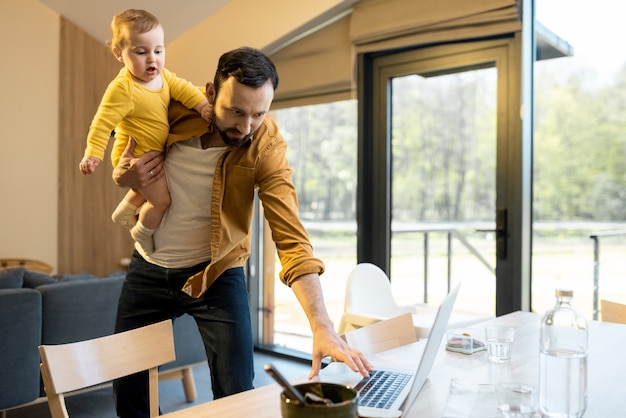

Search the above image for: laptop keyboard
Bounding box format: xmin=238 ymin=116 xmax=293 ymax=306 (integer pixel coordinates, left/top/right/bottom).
xmin=355 ymin=369 xmax=412 ymax=409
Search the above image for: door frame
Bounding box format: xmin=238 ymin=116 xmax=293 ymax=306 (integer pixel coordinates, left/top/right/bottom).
xmin=357 ymin=34 xmax=531 ymax=315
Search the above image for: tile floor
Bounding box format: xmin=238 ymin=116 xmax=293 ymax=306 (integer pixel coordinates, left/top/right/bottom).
xmin=6 ymin=351 xmax=311 ymax=418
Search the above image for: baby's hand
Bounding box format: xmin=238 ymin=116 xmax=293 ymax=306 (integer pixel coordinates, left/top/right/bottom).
xmin=200 ymin=103 xmax=213 ymax=123
xmin=79 ymin=156 xmax=102 ymax=175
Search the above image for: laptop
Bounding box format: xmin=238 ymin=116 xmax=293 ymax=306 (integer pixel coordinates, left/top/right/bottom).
xmin=319 ymin=283 xmax=461 ymax=417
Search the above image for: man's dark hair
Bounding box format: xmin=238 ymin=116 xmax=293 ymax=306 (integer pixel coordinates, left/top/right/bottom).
xmin=213 ymin=47 xmax=279 ymax=95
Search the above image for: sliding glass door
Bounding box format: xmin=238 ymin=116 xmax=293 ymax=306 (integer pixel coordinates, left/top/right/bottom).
xmin=358 ymin=37 xmax=528 ymax=315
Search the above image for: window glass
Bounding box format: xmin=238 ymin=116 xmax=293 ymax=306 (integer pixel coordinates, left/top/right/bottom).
xmin=271 ymin=100 xmax=358 ymax=353
xmin=534 ymin=0 xmax=626 ymax=319
xmin=389 ymin=68 xmax=498 ymax=312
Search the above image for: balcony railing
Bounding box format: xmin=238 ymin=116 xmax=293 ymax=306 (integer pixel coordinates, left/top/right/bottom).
xmin=392 ymin=224 xmax=495 ymax=303
xmin=589 ymin=229 xmax=626 ymax=320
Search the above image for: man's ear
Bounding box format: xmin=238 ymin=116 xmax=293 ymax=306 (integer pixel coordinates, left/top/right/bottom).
xmin=205 ymin=82 xmax=216 ymax=104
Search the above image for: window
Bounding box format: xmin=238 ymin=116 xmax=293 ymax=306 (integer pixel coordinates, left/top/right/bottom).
xmin=253 ymin=0 xmax=626 ymax=356
xmin=386 ymin=66 xmax=499 ymax=311
xmin=533 ymin=0 xmax=626 ymax=319
xmin=269 ymin=100 xmax=358 ymax=354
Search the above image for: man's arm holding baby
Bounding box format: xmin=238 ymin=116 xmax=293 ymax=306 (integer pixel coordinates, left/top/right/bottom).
xmin=112 ymin=137 xmax=165 ymax=189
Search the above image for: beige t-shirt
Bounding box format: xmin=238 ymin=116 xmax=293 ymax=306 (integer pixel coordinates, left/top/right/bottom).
xmin=136 ymin=137 xmax=226 ymax=268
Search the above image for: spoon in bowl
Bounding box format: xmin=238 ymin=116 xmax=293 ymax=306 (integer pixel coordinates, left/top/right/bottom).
xmin=264 ymin=363 xmax=307 ymax=405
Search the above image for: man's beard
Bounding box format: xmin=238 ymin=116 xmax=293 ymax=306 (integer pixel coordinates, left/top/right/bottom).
xmin=212 ymin=110 xmax=255 ymax=148
xmin=215 ymin=126 xmax=253 ymax=148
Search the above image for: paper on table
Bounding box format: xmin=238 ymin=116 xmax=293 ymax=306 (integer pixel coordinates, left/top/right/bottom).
xmin=442 ymin=379 xmax=500 ymax=418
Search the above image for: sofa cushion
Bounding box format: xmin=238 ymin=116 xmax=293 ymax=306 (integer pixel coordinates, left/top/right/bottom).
xmin=0 ymin=267 xmax=24 ymax=289
xmin=0 ymin=288 xmax=42 ymax=409
xmin=23 ymin=270 xmax=56 ymax=288
xmin=39 ymin=274 xmax=125 ymax=344
xmin=54 ymin=272 xmax=97 ymax=282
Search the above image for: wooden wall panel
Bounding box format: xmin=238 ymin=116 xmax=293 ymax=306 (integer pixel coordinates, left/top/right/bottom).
xmin=58 ymin=18 xmax=133 ymax=275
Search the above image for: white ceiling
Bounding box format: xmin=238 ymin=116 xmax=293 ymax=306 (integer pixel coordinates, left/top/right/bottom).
xmin=38 ymin=0 xmax=231 ymax=44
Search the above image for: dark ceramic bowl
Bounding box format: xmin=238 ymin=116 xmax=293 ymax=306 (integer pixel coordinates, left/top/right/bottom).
xmin=280 ymin=382 xmax=358 ymax=418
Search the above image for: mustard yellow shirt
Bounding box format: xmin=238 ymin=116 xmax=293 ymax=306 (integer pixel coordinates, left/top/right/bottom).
xmin=164 ymin=100 xmax=325 ymax=298
xmin=84 ymin=67 xmax=206 ymax=166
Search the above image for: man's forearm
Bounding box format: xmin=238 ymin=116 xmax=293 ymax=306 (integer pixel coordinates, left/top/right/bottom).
xmin=291 ymin=272 xmax=373 ymax=379
xmin=290 ymin=273 xmax=335 ymax=333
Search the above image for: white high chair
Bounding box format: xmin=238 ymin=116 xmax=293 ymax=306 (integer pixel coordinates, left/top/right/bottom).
xmin=337 ymin=263 xmax=492 ymax=337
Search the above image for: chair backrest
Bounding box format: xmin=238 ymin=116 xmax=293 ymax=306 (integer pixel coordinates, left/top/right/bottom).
xmin=39 ymin=319 xmax=175 ymax=418
xmin=344 ymin=263 xmax=415 ymax=318
xmin=341 ymin=313 xmax=417 ymax=356
xmin=601 ymin=299 xmax=626 ymax=324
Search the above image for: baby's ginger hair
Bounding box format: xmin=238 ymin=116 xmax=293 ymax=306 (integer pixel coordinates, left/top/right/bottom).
xmin=109 ymin=9 xmax=161 ymax=50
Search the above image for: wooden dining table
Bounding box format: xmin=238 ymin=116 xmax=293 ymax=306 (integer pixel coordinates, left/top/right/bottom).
xmin=160 ymin=311 xmax=626 ymax=417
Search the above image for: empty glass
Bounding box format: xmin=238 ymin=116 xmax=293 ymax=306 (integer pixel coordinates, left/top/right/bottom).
xmin=495 ymin=383 xmax=538 ymax=418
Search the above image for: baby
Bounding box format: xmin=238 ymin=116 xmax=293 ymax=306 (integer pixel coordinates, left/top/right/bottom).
xmin=79 ymin=9 xmax=211 ymax=254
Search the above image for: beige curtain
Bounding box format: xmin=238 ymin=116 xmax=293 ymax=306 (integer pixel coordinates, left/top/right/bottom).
xmin=270 ymin=0 xmax=520 ymax=108
xmin=270 ymin=15 xmax=355 ymax=109
xmin=350 ymin=0 xmax=520 ymax=52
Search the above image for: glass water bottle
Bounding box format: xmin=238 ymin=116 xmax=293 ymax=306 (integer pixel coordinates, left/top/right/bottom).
xmin=539 ymin=289 xmax=588 ymax=417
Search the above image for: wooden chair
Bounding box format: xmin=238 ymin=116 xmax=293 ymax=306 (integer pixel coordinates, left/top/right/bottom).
xmin=341 ymin=313 xmax=417 ymax=356
xmin=38 ymin=319 xmax=175 ymax=418
xmin=0 ymin=258 xmax=54 ymax=273
xmin=601 ymin=299 xmax=626 ymax=324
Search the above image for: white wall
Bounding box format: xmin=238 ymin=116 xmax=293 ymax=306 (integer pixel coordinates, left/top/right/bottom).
xmin=0 ymin=0 xmax=59 ymax=270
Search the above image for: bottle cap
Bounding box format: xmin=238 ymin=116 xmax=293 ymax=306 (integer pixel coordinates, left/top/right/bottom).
xmin=555 ymin=289 xmax=573 ymax=297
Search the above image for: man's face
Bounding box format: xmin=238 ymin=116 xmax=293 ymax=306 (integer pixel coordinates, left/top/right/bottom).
xmin=211 ymin=77 xmax=274 ymax=147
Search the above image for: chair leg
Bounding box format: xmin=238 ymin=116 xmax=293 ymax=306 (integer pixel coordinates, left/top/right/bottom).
xmin=1 ymin=409 xmax=6 ymax=418
xmin=181 ymin=367 xmax=197 ymax=402
xmin=159 ymin=367 xmax=197 ymax=402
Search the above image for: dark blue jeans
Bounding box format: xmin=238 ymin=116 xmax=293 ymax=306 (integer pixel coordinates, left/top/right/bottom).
xmin=113 ymin=251 xmax=254 ymax=418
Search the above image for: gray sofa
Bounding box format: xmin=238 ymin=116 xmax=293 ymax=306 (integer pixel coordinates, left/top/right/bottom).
xmin=0 ymin=267 xmax=207 ymax=414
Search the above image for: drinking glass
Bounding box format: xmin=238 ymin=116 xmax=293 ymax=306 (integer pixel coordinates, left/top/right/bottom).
xmin=495 ymin=383 xmax=538 ymax=418
xmin=485 ymin=326 xmax=514 ymax=363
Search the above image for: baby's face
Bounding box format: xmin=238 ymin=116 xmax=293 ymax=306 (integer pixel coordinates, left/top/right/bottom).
xmin=118 ymin=25 xmax=165 ymax=86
